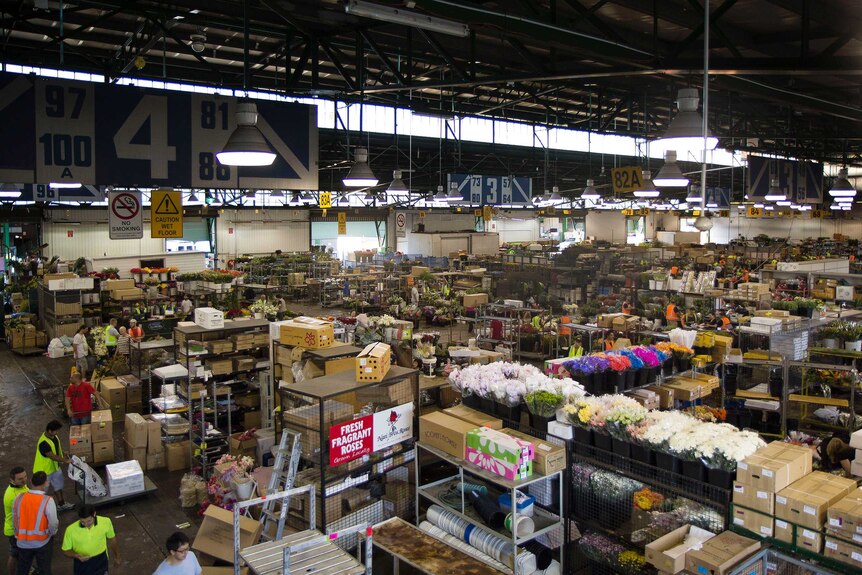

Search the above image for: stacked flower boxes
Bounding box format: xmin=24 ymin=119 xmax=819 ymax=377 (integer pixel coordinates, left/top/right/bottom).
xmin=465 ymin=427 xmax=535 ymax=480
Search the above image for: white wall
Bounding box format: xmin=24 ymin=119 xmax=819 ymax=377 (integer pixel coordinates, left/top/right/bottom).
xmin=214 ymin=209 xmax=310 ymax=266
xmin=44 ymin=209 xmax=165 ymax=260
xmin=586 ymin=211 xmax=627 ymax=243
xmin=493 ymin=216 xmax=541 ymax=243
xmin=710 ymin=208 xmax=862 ymax=244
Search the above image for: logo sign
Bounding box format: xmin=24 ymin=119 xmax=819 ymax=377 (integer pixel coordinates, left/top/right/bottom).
xmin=319 ymin=191 xmax=331 ymax=209
xmin=747 ymin=206 xmax=762 ymax=217
xmin=447 ymin=173 xmax=531 ymax=205
xmin=329 ymin=415 xmax=373 ymax=466
xmin=372 ymin=403 xmax=413 ymax=451
xmin=337 ymin=211 xmax=347 ymax=235
xmin=611 ymin=166 xmax=643 ymax=193
xmin=108 ymin=190 xmax=142 ymax=239
xmin=151 ymin=188 xmax=184 ymax=238
xmin=747 ymin=156 xmax=823 ymax=203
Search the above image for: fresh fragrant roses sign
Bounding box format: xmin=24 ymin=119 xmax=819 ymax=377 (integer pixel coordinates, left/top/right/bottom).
xmin=329 ymin=402 xmax=414 ymax=466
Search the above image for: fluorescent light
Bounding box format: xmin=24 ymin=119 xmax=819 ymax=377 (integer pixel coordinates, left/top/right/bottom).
xmin=842 ymin=204 xmax=852 ymax=211
xmin=344 ymin=0 xmax=470 ymax=37
xmin=764 ymin=177 xmax=785 ymax=201
xmin=764 ymin=205 xmax=774 ymax=211
xmin=217 ymin=101 xmax=276 ymax=167
xmin=633 ymin=170 xmax=660 ymax=198
xmin=776 ymin=200 xmax=792 ymax=206
xmin=270 ymin=190 xmax=284 ymax=198
xmin=829 ymin=168 xmax=856 ymax=198
xmin=0 ymin=183 xmax=20 ymax=198
xmin=830 ymin=203 xmax=843 ymax=210
xmin=49 ymin=182 xmax=81 ymax=189
xmin=446 ymin=182 xmax=462 ymax=203
xmin=653 ymin=151 xmax=689 ymax=187
xmin=656 ymin=89 xmax=718 ymax=150
xmin=706 ymin=202 xmax=718 ymax=208
xmin=342 ymin=148 xmax=378 ymax=187
xmin=753 ymin=203 xmax=764 ymax=209
xmin=387 ymin=170 xmax=408 ymax=193
xmin=685 ymin=185 xmax=703 ymax=203
xmin=836 ymin=196 xmax=853 ymax=204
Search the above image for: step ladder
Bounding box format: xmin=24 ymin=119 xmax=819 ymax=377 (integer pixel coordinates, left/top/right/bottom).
xmin=259 ymin=429 xmax=302 ymax=542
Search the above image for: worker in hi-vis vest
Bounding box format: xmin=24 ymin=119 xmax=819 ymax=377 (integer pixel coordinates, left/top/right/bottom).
xmin=12 ymin=470 xmax=58 ymax=575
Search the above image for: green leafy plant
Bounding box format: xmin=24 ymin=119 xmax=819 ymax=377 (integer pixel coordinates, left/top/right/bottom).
xmin=524 ymin=390 xmax=563 ymax=417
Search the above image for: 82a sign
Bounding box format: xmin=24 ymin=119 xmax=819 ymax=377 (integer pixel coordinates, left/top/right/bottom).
xmin=611 ymin=166 xmax=643 ymax=193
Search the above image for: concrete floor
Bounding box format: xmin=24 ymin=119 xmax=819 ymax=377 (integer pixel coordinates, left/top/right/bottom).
xmin=0 ymin=313 xmax=477 ymax=575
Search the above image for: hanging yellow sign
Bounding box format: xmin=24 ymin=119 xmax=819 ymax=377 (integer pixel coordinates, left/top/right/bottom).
xmin=151 ymin=188 xmax=183 ymax=238
xmin=319 ymin=191 xmax=332 ymax=209
xmin=482 ymin=206 xmax=492 ymax=221
xmin=811 ymin=209 xmax=824 ymax=219
xmin=747 ymin=206 xmax=762 ymax=217
xmin=418 ymin=211 xmax=426 ymax=219
xmin=473 ymin=209 xmax=482 ymax=217
xmin=610 ymin=166 xmax=644 ymax=193
xmin=622 ymin=208 xmax=634 ymax=216
xmin=337 ymin=212 xmax=347 ymax=235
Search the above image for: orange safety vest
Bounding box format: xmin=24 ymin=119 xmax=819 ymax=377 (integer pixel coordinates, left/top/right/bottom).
xmin=13 ymin=492 xmax=51 ymax=544
xmin=721 ymin=316 xmax=731 ymax=330
xmin=129 ymin=326 xmax=144 ymax=340
xmin=604 ymin=340 xmax=615 ymax=351
xmin=666 ymin=304 xmax=680 ymax=322
xmin=560 ymin=315 xmax=571 ymax=336
xmin=622 ymin=303 xmax=632 ymax=314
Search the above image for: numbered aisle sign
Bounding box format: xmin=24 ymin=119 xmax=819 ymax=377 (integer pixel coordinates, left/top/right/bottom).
xmin=611 ymin=166 xmax=643 ymax=193
xmin=319 ymin=191 xmax=332 ymax=209
xmin=151 ymin=188 xmax=184 ymax=238
xmin=35 ymin=79 xmax=95 ymax=186
xmin=747 ymin=206 xmax=763 ymax=218
xmin=108 ymin=189 xmax=143 ymax=239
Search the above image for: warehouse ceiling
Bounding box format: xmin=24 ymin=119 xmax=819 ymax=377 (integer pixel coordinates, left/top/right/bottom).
xmin=1 ymin=0 xmax=861 ymax=199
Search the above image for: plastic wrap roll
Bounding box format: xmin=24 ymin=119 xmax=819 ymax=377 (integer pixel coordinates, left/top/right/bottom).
xmin=418 ymin=521 xmax=510 ymax=572
xmin=469 ymin=491 xmax=505 ymax=528
xmin=427 ymin=504 xmax=513 ymax=566
xmin=505 ymin=513 xmax=536 ymax=537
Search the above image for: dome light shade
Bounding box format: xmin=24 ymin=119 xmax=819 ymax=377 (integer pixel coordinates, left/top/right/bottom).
xmin=217 ymin=101 xmax=276 ymax=166
xmin=433 ymin=185 xmax=447 ymax=201
xmin=685 ymin=185 xmax=703 ymax=203
xmin=653 ymin=151 xmax=689 ymax=187
xmin=549 ymin=185 xmax=563 ymax=201
xmin=829 ymin=168 xmax=856 ymax=198
xmin=764 ymin=177 xmax=786 ymax=201
xmin=656 ymin=89 xmax=718 ymax=150
xmin=269 ymin=190 xmax=284 ymax=198
xmin=633 ymin=171 xmax=660 ymax=198
xmin=580 ymin=180 xmax=600 ymax=201
xmin=836 ymin=196 xmax=853 ymax=204
xmin=342 ymin=148 xmax=378 ymax=187
xmin=446 ymin=181 xmax=463 ymax=202
xmin=387 ymin=170 xmax=408 ymax=193
xmin=693 ymin=215 xmax=713 ymax=231
xmin=776 ymin=200 xmax=791 ymax=206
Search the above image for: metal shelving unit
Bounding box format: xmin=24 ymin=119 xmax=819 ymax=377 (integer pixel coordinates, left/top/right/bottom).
xmin=415 ymin=441 xmax=565 ymax=575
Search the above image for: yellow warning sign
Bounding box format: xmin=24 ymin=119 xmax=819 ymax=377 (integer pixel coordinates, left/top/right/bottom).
xmin=319 ymin=192 xmax=332 ymax=209
xmin=151 ymin=189 xmax=183 ymax=238
xmin=337 ymin=212 xmax=347 ymax=235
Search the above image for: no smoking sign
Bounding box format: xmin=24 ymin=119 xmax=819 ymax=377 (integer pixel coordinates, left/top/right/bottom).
xmin=108 ymin=190 xmax=143 ymax=239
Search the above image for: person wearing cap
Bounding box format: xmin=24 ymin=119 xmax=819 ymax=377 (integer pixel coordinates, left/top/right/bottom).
xmin=128 ymin=319 xmax=144 ymax=342
xmin=62 ymin=505 xmax=121 ymax=574
xmin=12 ymin=471 xmax=58 ymax=575
xmin=4 ymin=467 xmax=28 ymax=575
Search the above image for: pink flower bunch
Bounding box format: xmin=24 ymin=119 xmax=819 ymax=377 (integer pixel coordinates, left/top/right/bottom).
xmin=606 ymin=353 xmax=632 ymax=372
xmin=632 ymin=346 xmax=660 ymax=368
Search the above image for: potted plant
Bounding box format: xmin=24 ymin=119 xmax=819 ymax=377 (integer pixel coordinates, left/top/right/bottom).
xmin=817 ymin=322 xmax=842 ymax=349
xmin=652 ymin=272 xmax=668 ymax=291
xmin=841 ymin=321 xmax=862 ymax=352
xmin=249 ymin=299 xmax=278 ymax=320
xmin=524 ymin=389 xmax=563 ymax=432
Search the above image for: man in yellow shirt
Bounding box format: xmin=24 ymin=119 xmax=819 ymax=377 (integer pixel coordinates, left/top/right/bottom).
xmin=62 ymin=505 xmax=121 ymax=575
xmin=3 ymin=467 xmax=27 ymax=575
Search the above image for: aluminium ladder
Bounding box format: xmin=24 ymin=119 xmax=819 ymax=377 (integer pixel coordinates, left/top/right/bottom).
xmin=258 ymin=428 xmax=303 ymax=542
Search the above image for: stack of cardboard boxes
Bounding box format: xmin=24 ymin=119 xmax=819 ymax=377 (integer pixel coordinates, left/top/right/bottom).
xmin=646 ymin=528 xmax=761 ymax=575
xmin=124 ymin=413 xmax=165 ymax=470
xmin=825 ymin=489 xmax=862 ymax=568
xmin=104 ymin=279 xmax=143 ymax=301
xmin=91 ymin=410 xmax=114 ymax=464
xmin=98 ymin=377 xmax=126 ymax=420
xmin=6 ymin=323 xmax=47 ymax=351
xmin=117 ymin=375 xmax=142 ymax=414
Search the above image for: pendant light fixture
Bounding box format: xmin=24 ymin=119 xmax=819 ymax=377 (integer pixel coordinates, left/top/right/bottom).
xmin=387 ymin=170 xmax=408 ymax=193
xmin=217 ymin=2 xmax=276 ymax=167
xmin=654 ymin=151 xmax=689 ymax=187
xmin=49 ymin=181 xmax=82 ymax=189
xmin=581 ymin=180 xmax=600 ymax=201
xmin=836 ymin=195 xmax=853 ymax=204
xmin=0 ymin=183 xmax=21 ymax=198
xmin=288 ymin=192 xmax=301 ymax=205
xmin=446 ymin=181 xmax=463 ymax=203
xmin=693 ymin=215 xmax=713 ymax=231
xmin=776 ymin=199 xmax=792 ymax=206
xmin=433 ymin=185 xmax=447 ymax=202
xmin=270 ymin=190 xmax=284 ymax=198
xmin=632 ymin=171 xmax=659 ymax=198
xmin=657 ymin=88 xmax=718 ymax=150
xmin=764 ymin=177 xmax=786 ymax=202
xmin=187 ymin=191 xmax=200 ymax=203
xmin=364 ymin=189 xmax=376 ymax=201
xmin=342 ymin=148 xmax=378 ymax=187
xmin=685 ymin=185 xmax=703 ymax=204
xmin=548 ymin=185 xmax=563 ymax=202
xmin=829 ymin=168 xmax=856 ymax=198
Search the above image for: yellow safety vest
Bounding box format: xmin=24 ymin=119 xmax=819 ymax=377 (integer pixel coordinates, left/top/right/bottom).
xmin=104 ymin=325 xmax=117 ymax=346
xmin=33 ymin=433 xmax=62 ymax=476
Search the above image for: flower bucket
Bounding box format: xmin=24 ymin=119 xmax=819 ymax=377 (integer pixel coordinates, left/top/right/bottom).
xmin=594 ymin=370 xmax=607 ymax=392
xmin=637 ymin=367 xmax=650 ymax=388
xmin=573 ymin=427 xmax=593 ymax=456
xmin=845 ymin=340 xmax=862 ymax=352
xmin=655 ymin=452 xmax=680 ymax=474
xmin=593 ymin=432 xmax=612 ymax=452
xmin=494 ymin=402 xmax=521 ymax=423
xmin=610 ymin=371 xmax=625 ymax=393
xmin=462 ymin=394 xmax=480 ymax=409
xmin=625 ymin=369 xmax=637 ymax=390
xmin=575 ymin=371 xmax=594 ymax=394
xmin=630 ymin=444 xmax=654 ymax=465
xmin=479 ymin=397 xmax=495 ymax=416
xmin=662 ymin=359 xmax=674 ymax=378
xmin=253 ymin=312 xmax=264 ymax=319
xmin=674 ymin=357 xmax=691 ymax=373
xmin=707 ymin=467 xmax=734 ymax=490
xmin=821 ymin=338 xmax=839 ymax=349
xmin=611 ymin=437 xmax=631 ymax=458
xmin=681 ymin=459 xmax=706 ymax=482
xmin=232 ymin=476 xmax=256 ymax=501
xmin=647 ymin=367 xmax=658 ymax=384
xmin=528 ymin=413 xmax=554 ymax=433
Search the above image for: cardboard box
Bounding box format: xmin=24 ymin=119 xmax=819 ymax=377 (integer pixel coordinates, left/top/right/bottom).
xmin=91 ymin=440 xmax=114 ymax=464
xmin=118 ymin=374 xmax=142 ymax=404
xmin=91 ymin=410 xmax=113 ymax=443
xmin=645 ymin=525 xmax=716 ymax=574
xmin=732 ymin=506 xmax=774 ymax=538
xmin=124 ymin=439 xmax=147 ymax=470
xmin=194 ymin=307 xmax=225 ymax=330
xmin=410 ymin=266 xmax=430 ymax=277
xmin=243 ymin=411 xmax=261 ymax=430
xmin=462 ymin=293 xmax=489 ymax=308
xmin=279 ymin=317 xmax=334 ymax=349
xmin=112 ymin=288 xmax=144 ymax=300
xmin=597 ymin=313 xmax=623 ymax=328
xmin=502 ymin=428 xmax=566 ymax=475
xmin=775 ymin=471 xmax=857 ymax=530
xmin=166 ymin=440 xmax=190 ymax=472
xmin=193 ymin=504 xmax=263 ymax=564
xmin=646 ymin=386 xmax=675 ymax=409
xmin=685 ymin=530 xmax=761 ymax=575
xmin=736 ymin=441 xmax=812 ymax=493
xmin=145 ymin=419 xmax=161 ymax=453
xmin=68 ymin=425 xmax=92 ymax=459
xmin=443 ymin=404 xmax=503 ymax=430
xmin=824 ymin=533 xmax=862 ymax=567
xmin=355 ymin=342 xmax=392 ymax=383
xmin=419 ymin=412 xmax=477 ymax=459
xmin=828 ymin=489 xmax=862 ymax=536
xmin=205 ymin=358 xmax=233 ymax=376
xmin=664 ymin=380 xmax=702 ymax=401
xmin=774 ymin=519 xmax=823 ymax=553
xmin=732 ymin=481 xmax=774 ymax=515
xmin=124 ymin=413 xmax=148 ymax=448
xmin=146 ymin=450 xmax=165 ymax=470
xmin=104 ymin=279 xmax=135 ymax=291
xmin=105 ymin=460 xmax=144 ymax=497
xmin=230 ymin=433 xmax=257 ymax=459
xmin=354 ymin=379 xmax=412 ymax=406
xmin=324 ymin=357 xmax=355 ymax=376
xmin=99 ymin=377 xmax=126 ymax=410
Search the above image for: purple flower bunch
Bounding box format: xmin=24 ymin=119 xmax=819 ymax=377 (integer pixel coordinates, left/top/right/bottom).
xmin=619 ymin=349 xmax=644 ymax=370
xmin=633 ymin=346 xmax=660 ymax=368
xmin=579 ymin=531 xmax=626 ymax=562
